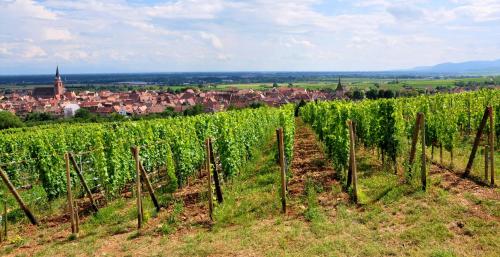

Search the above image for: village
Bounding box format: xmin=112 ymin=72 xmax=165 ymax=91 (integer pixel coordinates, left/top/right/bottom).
xmin=0 ymin=68 xmax=340 ymax=117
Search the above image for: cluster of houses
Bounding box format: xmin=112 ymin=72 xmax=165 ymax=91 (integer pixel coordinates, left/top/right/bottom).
xmin=0 ymin=68 xmax=341 ymax=117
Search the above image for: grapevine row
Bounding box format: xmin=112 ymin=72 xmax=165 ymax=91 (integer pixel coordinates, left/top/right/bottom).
xmin=301 ymin=90 xmax=499 ymax=182
xmin=0 ymin=105 xmax=295 ymax=200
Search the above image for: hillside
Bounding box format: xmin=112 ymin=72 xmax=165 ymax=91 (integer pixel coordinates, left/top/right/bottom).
xmin=1 ymin=118 xmax=499 ymax=256
xmin=412 ymin=59 xmax=500 ymax=74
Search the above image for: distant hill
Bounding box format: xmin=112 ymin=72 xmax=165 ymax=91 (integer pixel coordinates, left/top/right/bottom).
xmin=412 ymin=59 xmax=500 ymax=74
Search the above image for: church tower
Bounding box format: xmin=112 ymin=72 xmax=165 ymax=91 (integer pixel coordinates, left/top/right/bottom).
xmin=54 ymin=66 xmax=64 ymax=98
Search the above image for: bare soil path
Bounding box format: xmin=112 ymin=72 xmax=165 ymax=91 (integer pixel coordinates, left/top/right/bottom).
xmin=289 ymin=119 xmax=349 ymax=213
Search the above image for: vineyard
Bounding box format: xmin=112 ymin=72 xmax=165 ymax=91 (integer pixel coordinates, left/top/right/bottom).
xmin=0 ymin=91 xmax=499 ymax=256
xmin=0 ymin=105 xmax=294 ymax=224
xmin=301 ymin=89 xmax=499 ymax=191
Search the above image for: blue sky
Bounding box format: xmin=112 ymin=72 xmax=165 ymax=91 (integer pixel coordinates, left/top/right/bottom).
xmin=0 ymin=0 xmax=499 ymax=74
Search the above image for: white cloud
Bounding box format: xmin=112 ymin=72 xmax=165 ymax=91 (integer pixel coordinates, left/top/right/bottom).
xmin=0 ymin=0 xmax=499 ymax=73
xmin=21 ymin=45 xmax=47 ymax=59
xmin=42 ymin=28 xmax=73 ymax=41
xmin=200 ymin=32 xmax=224 ymax=49
xmin=145 ymin=0 xmax=225 ymax=19
xmin=1 ymin=0 xmax=58 ymax=20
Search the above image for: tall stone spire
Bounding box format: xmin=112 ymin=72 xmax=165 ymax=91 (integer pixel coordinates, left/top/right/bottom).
xmin=336 ymin=76 xmax=343 ymax=91
xmin=54 ymin=66 xmax=64 ymax=98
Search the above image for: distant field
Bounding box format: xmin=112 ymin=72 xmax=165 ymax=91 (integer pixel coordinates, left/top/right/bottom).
xmin=0 ymin=76 xmax=497 ymax=92
xmin=214 ymin=77 xmax=495 ymax=91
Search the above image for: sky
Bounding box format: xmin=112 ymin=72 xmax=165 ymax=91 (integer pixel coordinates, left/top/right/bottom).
xmin=0 ymin=0 xmax=499 ymax=74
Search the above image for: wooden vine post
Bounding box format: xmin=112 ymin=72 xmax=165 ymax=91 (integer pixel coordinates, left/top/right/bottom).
xmin=407 ymin=113 xmax=423 ymax=175
xmin=209 ymin=138 xmax=223 ymax=204
xmin=131 ymin=147 xmax=143 ymax=229
xmin=347 ymin=120 xmax=358 ymax=203
xmin=68 ymin=153 xmax=98 ymax=213
xmin=64 ymin=153 xmax=77 ymax=236
xmin=488 ymin=106 xmax=495 ymax=187
xmin=205 ymin=139 xmax=214 ymax=221
xmin=74 ymin=200 xmax=80 ymax=234
xmin=139 ymin=162 xmax=160 ymax=212
xmin=484 ymin=145 xmax=489 ymax=182
xmin=0 ymin=168 xmax=38 ymax=226
xmin=1 ymin=200 xmax=6 ymax=242
xmin=420 ymin=114 xmax=427 ymax=191
xmin=277 ymin=128 xmax=287 ymax=213
xmin=464 ymin=107 xmax=489 ymax=176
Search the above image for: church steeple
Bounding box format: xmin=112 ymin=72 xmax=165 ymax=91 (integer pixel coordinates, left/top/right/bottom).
xmin=336 ymin=76 xmax=343 ymax=91
xmin=54 ymin=66 xmax=64 ymax=98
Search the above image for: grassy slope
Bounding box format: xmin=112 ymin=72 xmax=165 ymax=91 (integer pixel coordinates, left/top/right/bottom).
xmin=1 ymin=120 xmax=499 ymax=257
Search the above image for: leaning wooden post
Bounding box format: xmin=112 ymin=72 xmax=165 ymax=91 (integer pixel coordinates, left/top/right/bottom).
xmin=420 ymin=114 xmax=427 ymax=191
xmin=2 ymin=200 xmax=6 ymax=241
xmin=484 ymin=145 xmax=489 ymax=182
xmin=131 ymin=147 xmax=143 ymax=229
xmin=65 ymin=153 xmax=76 ymax=236
xmin=408 ymin=113 xmax=423 ymax=176
xmin=205 ymin=139 xmax=214 ymax=221
xmin=488 ymin=106 xmax=495 ymax=187
xmin=68 ymin=153 xmax=98 ymax=213
xmin=278 ymin=128 xmax=287 ymax=213
xmin=0 ymin=168 xmax=38 ymax=226
xmin=347 ymin=120 xmax=358 ymax=203
xmin=74 ymin=200 xmax=80 ymax=234
xmin=209 ymin=138 xmax=223 ymax=204
xmin=139 ymin=163 xmax=160 ymax=212
xmin=464 ymin=107 xmax=489 ymax=176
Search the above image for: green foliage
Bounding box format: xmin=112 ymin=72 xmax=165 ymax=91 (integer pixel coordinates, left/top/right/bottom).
xmin=0 ymin=111 xmax=23 ymax=129
xmin=301 ymin=89 xmax=499 ymax=186
xmin=74 ymin=108 xmax=93 ymax=119
xmin=0 ymin=106 xmax=295 ymax=202
xmin=183 ymin=104 xmax=204 ymax=116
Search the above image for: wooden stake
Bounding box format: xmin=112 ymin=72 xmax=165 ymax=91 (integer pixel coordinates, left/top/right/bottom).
xmin=276 ymin=129 xmax=281 ymax=165
xmin=139 ymin=162 xmax=160 ymax=212
xmin=205 ymin=139 xmax=213 ymax=221
xmin=209 ymin=138 xmax=223 ymax=204
xmin=347 ymin=120 xmax=358 ymax=203
xmin=408 ymin=113 xmax=423 ymax=176
xmin=484 ymin=145 xmax=489 ymax=182
xmin=74 ymin=200 xmax=80 ymax=234
xmin=450 ymin=148 xmax=454 ymax=169
xmin=65 ymin=153 xmax=76 ymax=235
xmin=420 ymin=114 xmax=427 ymax=191
xmin=0 ymin=168 xmax=38 ymax=226
xmin=431 ymin=144 xmax=434 ymax=162
xmin=440 ymin=145 xmax=443 ymax=166
xmin=131 ymin=147 xmax=143 ymax=229
xmin=68 ymin=153 xmax=98 ymax=213
xmin=2 ymin=200 xmax=6 ymax=242
xmin=279 ymin=128 xmax=287 ymax=213
xmin=464 ymin=107 xmax=489 ymax=176
xmin=488 ymin=106 xmax=495 ymax=187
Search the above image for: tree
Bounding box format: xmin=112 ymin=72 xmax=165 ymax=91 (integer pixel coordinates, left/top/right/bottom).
xmin=352 ymin=90 xmax=365 ymax=100
xmin=249 ymin=102 xmax=265 ymax=109
xmin=25 ymin=112 xmax=54 ymax=122
xmin=74 ymin=108 xmax=92 ymax=119
xmin=183 ymin=104 xmax=204 ymax=116
xmin=272 ymin=82 xmax=279 ymax=88
xmin=0 ymin=111 xmax=24 ymax=129
xmin=366 ymin=88 xmax=379 ymax=99
xmin=161 ymin=107 xmax=178 ymax=117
